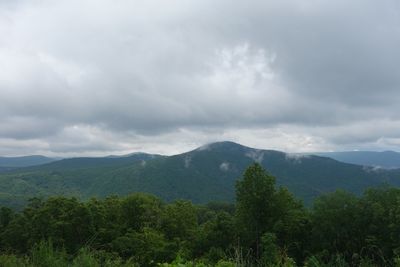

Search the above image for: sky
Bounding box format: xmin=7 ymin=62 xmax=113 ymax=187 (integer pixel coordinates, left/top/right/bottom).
xmin=0 ymin=0 xmax=400 ymax=157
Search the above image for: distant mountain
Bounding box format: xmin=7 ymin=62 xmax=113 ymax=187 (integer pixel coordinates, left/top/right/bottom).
xmin=106 ymin=152 xmax=162 ymax=158
xmin=0 ymin=155 xmax=56 ymax=168
xmin=0 ymin=142 xmax=399 ymax=209
xmin=0 ymin=167 xmax=16 ymax=173
xmin=33 ymin=153 xmax=161 ymax=170
xmin=314 ymin=151 xmax=400 ymax=169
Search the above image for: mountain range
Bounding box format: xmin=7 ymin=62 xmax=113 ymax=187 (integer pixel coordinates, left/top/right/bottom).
xmin=0 ymin=141 xmax=399 ymax=209
xmin=314 ymin=151 xmax=400 ymax=169
xmin=0 ymin=155 xmax=56 ymax=168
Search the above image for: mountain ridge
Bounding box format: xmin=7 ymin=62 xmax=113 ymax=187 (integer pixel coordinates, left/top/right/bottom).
xmin=313 ymin=150 xmax=400 ymax=169
xmin=0 ymin=155 xmax=56 ymax=168
xmin=0 ymin=141 xmax=399 ymax=209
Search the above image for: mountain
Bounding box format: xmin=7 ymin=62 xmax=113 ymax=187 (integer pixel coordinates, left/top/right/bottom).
xmin=0 ymin=155 xmax=56 ymax=168
xmin=0 ymin=141 xmax=399 ymax=208
xmin=0 ymin=152 xmax=161 ymax=209
xmin=106 ymin=152 xmax=161 ymax=158
xmin=314 ymin=151 xmax=400 ymax=169
xmin=0 ymin=167 xmax=16 ymax=173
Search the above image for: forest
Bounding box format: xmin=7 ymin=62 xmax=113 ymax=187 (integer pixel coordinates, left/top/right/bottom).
xmin=0 ymin=163 xmax=399 ymax=267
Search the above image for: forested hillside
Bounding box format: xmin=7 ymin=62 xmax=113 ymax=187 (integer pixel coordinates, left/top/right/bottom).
xmin=0 ymin=164 xmax=400 ymax=266
xmin=314 ymin=151 xmax=400 ymax=169
xmin=0 ymin=142 xmax=400 ymax=209
xmin=0 ymin=156 xmax=56 ymax=168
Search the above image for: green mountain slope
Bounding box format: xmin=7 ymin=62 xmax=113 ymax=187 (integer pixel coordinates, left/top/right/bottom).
xmin=314 ymin=151 xmax=400 ymax=169
xmin=0 ymin=167 xmax=16 ymax=173
xmin=0 ymin=142 xmax=399 ymax=208
xmin=0 ymin=155 xmax=56 ymax=167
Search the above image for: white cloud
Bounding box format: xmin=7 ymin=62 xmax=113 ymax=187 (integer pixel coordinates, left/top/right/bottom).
xmin=285 ymin=153 xmax=310 ymax=164
xmin=0 ymin=0 xmax=399 ymax=156
xmin=245 ymin=150 xmax=264 ymax=163
xmin=220 ymin=162 xmax=230 ymax=172
xmin=184 ymin=155 xmax=191 ymax=168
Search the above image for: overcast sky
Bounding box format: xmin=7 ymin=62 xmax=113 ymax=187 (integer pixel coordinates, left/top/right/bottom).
xmin=0 ymin=0 xmax=400 ymax=156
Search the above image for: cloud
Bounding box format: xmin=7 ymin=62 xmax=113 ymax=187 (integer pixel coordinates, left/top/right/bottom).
xmin=285 ymin=153 xmax=310 ymax=164
xmin=220 ymin=162 xmax=230 ymax=172
xmin=245 ymin=150 xmax=264 ymax=163
xmin=0 ymin=0 xmax=399 ymax=155
xmin=184 ymin=155 xmax=191 ymax=168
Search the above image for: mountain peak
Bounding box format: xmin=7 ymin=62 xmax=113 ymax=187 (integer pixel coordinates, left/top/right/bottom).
xmin=196 ymin=141 xmax=248 ymax=152
xmin=106 ymin=152 xmax=157 ymax=158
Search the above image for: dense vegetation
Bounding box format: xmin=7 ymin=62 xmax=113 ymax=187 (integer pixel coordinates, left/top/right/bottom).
xmin=1 ymin=142 xmax=400 ymax=209
xmin=1 ymin=163 xmax=400 ymax=266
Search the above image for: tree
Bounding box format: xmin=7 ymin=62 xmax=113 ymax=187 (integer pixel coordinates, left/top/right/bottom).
xmin=358 ymin=187 xmax=400 ymax=261
xmin=0 ymin=207 xmax=13 ymax=229
xmin=311 ymin=190 xmax=361 ymax=261
xmin=235 ymin=163 xmax=307 ymax=261
xmin=112 ymin=227 xmax=172 ymax=266
xmin=86 ymin=196 xmax=124 ymax=248
xmin=236 ymin=164 xmax=278 ymax=255
xmin=121 ymin=193 xmax=163 ymax=231
xmin=198 ymin=211 xmax=235 ymax=254
xmin=29 ymin=197 xmax=94 ymax=253
xmin=161 ymin=200 xmax=198 ymax=241
xmin=160 ymin=200 xmax=198 ymax=258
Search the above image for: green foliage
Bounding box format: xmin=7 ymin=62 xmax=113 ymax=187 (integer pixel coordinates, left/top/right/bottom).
xmin=30 ymin=240 xmax=68 ymax=267
xmin=303 ymin=255 xmax=350 ymax=267
xmin=215 ymin=260 xmax=236 ymax=267
xmin=236 ymin=163 xmax=308 ymax=262
xmin=161 ymin=200 xmax=198 ymax=242
xmin=0 ymin=254 xmax=29 ymax=267
xmin=0 ymin=206 xmax=13 ymax=229
xmin=86 ymin=195 xmax=124 ymax=247
xmin=311 ymin=190 xmax=361 ymax=259
xmin=0 ymin=241 xmax=140 ymax=267
xmin=1 ymin=163 xmax=400 ymax=266
xmin=112 ymin=228 xmax=173 ymax=266
xmin=158 ymin=260 xmax=236 ymax=267
xmin=197 ymin=211 xmax=235 ymax=257
xmin=26 ymin=197 xmax=94 ymax=253
xmin=260 ymin=233 xmax=279 ymax=266
xmin=121 ymin=193 xmax=163 ymax=231
xmin=236 ymin=163 xmax=277 ymax=237
xmin=308 ymin=187 xmax=400 ymax=265
xmin=71 ymin=248 xmax=100 ymax=267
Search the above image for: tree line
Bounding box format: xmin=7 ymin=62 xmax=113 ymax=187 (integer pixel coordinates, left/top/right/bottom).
xmin=0 ymin=163 xmax=400 ymax=266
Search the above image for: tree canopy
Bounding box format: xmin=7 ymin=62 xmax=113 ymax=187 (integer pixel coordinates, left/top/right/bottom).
xmin=0 ymin=164 xmax=399 ymax=266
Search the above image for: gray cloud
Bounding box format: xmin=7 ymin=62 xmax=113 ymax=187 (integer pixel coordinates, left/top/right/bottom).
xmin=0 ymin=0 xmax=400 ymax=156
